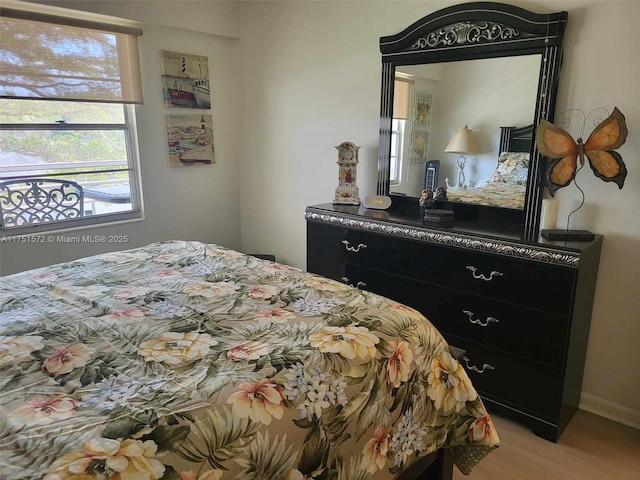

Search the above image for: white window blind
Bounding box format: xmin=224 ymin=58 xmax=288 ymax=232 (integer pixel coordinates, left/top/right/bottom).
xmin=393 ymin=78 xmax=412 ymax=120
xmin=0 ymin=8 xmax=143 ymax=104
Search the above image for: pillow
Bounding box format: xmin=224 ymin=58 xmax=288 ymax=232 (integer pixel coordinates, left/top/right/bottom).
xmin=490 ymin=151 xmax=529 ymax=185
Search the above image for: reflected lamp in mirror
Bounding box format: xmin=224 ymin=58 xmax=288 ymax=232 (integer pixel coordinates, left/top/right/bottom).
xmin=445 ymin=125 xmax=479 ymax=190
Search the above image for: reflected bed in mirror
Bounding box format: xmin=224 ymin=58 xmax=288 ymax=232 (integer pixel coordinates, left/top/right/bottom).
xmin=445 ymin=124 xmax=533 ymax=209
xmin=391 ymin=55 xmax=540 ymax=206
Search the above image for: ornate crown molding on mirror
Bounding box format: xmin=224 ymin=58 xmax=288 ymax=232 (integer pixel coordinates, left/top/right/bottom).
xmin=376 ymin=2 xmax=568 ymax=239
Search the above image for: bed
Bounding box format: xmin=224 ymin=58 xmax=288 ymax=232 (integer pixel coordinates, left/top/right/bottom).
xmin=0 ymin=240 xmax=498 ymax=479
xmin=446 ymin=125 xmax=533 ymax=210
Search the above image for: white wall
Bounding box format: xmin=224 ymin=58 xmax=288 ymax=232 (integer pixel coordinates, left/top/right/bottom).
xmin=0 ymin=1 xmax=243 ymax=274
xmin=24 ymin=0 xmax=241 ymax=38
xmin=550 ymin=0 xmax=640 ymax=429
xmin=237 ymin=1 xmax=640 ymax=428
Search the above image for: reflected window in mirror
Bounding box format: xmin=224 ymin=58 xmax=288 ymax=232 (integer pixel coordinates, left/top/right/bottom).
xmin=390 ymin=76 xmax=412 ymax=186
xmin=390 ymin=119 xmax=405 ymax=185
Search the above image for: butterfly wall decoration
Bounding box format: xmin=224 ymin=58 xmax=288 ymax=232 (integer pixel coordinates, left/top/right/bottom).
xmin=535 ymin=107 xmax=628 ymax=196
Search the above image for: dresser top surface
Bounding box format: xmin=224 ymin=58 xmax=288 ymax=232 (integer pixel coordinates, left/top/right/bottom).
xmin=306 ymin=203 xmax=602 ymax=255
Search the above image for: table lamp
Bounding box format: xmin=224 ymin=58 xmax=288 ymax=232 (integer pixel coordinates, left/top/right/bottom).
xmin=445 ymin=125 xmax=479 ymax=189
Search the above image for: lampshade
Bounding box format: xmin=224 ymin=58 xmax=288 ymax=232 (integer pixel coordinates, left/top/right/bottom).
xmin=445 ymin=125 xmax=479 ymax=154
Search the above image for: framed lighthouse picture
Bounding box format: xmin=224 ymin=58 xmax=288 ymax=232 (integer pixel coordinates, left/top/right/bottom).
xmin=166 ymin=114 xmax=214 ymax=167
xmin=160 ymin=50 xmax=210 ymax=109
xmin=333 ymin=141 xmax=361 ymax=205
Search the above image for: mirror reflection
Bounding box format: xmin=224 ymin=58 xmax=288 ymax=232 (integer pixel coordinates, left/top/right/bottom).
xmin=390 ymin=54 xmax=541 ymax=210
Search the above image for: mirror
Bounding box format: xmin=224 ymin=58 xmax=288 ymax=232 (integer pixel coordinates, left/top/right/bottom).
xmin=377 ymin=2 xmax=568 ymax=238
xmin=391 ymin=55 xmax=541 ymax=203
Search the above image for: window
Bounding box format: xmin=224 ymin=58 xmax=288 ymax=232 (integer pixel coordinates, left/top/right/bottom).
xmin=390 ymin=76 xmax=412 ymax=186
xmin=0 ymin=7 xmax=143 ymax=234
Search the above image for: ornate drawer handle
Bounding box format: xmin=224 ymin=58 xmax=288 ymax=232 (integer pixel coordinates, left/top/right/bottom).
xmin=463 ymin=310 xmax=499 ymax=327
xmin=466 ymin=266 xmax=503 ymax=281
xmin=462 ymin=356 xmax=495 ymax=374
xmin=342 ymin=240 xmax=367 ymax=253
xmin=356 ymin=281 xmax=367 ymax=289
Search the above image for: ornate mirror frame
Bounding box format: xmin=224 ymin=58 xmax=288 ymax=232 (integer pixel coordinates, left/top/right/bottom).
xmin=377 ymin=2 xmax=568 ymax=238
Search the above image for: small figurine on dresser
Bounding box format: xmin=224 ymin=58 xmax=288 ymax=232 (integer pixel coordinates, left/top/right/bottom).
xmin=419 ymin=189 xmax=434 ymax=215
xmin=333 ymin=141 xmax=361 ymax=205
xmin=420 ymin=186 xmax=453 ymax=225
xmin=434 ymin=186 xmax=447 ymax=202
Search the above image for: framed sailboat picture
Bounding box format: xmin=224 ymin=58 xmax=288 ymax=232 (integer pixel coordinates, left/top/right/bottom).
xmin=160 ymin=50 xmax=210 ymax=109
xmin=166 ymin=114 xmax=215 ymax=167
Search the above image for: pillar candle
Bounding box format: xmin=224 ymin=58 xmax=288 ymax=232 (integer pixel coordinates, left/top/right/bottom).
xmin=540 ymin=198 xmax=559 ymax=230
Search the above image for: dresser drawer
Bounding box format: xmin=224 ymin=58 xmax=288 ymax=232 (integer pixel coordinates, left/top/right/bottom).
xmin=450 ymin=337 xmax=563 ymax=421
xmin=411 ymin=281 xmax=568 ymax=367
xmin=307 ymin=222 xmax=412 ymax=276
xmin=307 ymin=255 xmax=411 ymax=304
xmin=412 ymin=242 xmax=576 ymax=316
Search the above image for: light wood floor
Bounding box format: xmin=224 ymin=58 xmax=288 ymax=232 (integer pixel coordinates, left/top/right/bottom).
xmin=454 ymin=410 xmax=640 ymax=480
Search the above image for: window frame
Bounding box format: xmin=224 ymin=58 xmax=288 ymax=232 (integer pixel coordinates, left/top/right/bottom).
xmin=0 ymin=5 xmax=144 ymax=236
xmin=0 ymin=103 xmax=143 ymax=236
xmin=389 ymin=118 xmax=405 ymax=186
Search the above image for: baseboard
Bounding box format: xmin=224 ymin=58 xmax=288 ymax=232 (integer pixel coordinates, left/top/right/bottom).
xmin=580 ymin=392 xmax=640 ymax=430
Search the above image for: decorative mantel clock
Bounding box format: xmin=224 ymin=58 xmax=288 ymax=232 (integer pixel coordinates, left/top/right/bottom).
xmin=333 ymin=141 xmax=361 ymax=205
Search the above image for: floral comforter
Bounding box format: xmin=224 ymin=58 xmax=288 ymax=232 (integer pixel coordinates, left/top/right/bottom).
xmin=0 ymin=241 xmax=498 ymax=480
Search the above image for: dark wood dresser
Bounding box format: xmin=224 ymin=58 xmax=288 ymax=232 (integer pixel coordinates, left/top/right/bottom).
xmin=306 ymin=202 xmax=602 ymax=442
